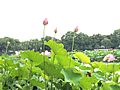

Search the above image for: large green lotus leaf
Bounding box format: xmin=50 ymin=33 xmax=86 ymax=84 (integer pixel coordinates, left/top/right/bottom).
xmin=56 ymin=55 xmax=78 ymax=68
xmin=113 ymin=63 xmax=120 ymax=72
xmin=99 ymin=63 xmax=120 ymax=73
xmin=61 ymin=68 xmax=82 ymax=85
xmin=6 ymin=59 xmax=15 ymax=66
xmin=18 ymin=66 xmax=29 ymax=79
xmin=9 ymin=66 xmax=27 ymax=78
xmin=79 ymin=75 xmax=98 ymax=90
xmin=100 ymin=81 xmax=119 ymax=90
xmin=79 ymin=63 xmax=93 ymax=71
xmin=9 ymin=68 xmax=19 ymax=77
xmin=91 ymin=62 xmax=100 ymax=68
xmin=45 ymin=40 xmax=67 ymax=55
xmin=73 ymin=52 xmax=90 ymax=64
xmin=0 ymin=59 xmax=4 ymax=64
xmin=39 ymin=60 xmax=63 ymax=79
xmin=20 ymin=50 xmax=46 ymax=65
xmin=110 ymin=85 xmax=120 ymax=90
xmin=30 ymin=79 xmax=45 ymax=89
xmin=98 ymin=62 xmax=107 ymax=73
xmin=115 ymin=51 xmax=120 ymax=57
xmin=73 ymin=66 xmax=84 ymax=76
xmin=0 ymin=82 xmax=2 ymax=90
xmin=22 ymin=85 xmax=31 ymax=90
xmin=93 ymin=70 xmax=105 ymax=81
xmin=106 ymin=63 xmax=120 ymax=73
xmin=32 ymin=66 xmax=49 ymax=80
xmin=0 ymin=74 xmax=2 ymax=82
xmin=32 ymin=66 xmax=43 ymax=75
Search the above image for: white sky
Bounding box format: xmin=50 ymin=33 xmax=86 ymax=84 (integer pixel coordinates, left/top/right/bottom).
xmin=0 ymin=0 xmax=120 ymax=41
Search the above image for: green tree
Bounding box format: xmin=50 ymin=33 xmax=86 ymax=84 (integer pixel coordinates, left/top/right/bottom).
xmin=101 ymin=38 xmax=112 ymax=49
xmin=61 ymin=31 xmax=90 ymax=51
xmin=20 ymin=39 xmax=42 ymax=52
xmin=75 ymin=33 xmax=90 ymax=50
xmin=61 ymin=31 xmax=77 ymax=51
xmin=90 ymin=34 xmax=105 ymax=49
xmin=0 ymin=37 xmax=20 ymax=54
xmin=110 ymin=29 xmax=120 ymax=48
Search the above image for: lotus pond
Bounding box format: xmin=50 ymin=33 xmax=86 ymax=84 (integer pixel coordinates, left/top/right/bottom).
xmin=0 ymin=40 xmax=120 ymax=90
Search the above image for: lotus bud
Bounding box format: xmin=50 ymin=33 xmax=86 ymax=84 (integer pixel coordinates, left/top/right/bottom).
xmin=54 ymin=28 xmax=57 ymax=34
xmin=43 ymin=18 xmax=48 ymax=25
xmin=74 ymin=26 xmax=79 ymax=32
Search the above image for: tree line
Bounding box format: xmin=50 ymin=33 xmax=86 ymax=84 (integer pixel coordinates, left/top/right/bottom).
xmin=0 ymin=29 xmax=120 ymax=54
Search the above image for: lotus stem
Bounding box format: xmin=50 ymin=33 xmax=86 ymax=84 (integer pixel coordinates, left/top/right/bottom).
xmin=72 ymin=32 xmax=75 ymax=52
xmin=43 ymin=25 xmax=47 ymax=90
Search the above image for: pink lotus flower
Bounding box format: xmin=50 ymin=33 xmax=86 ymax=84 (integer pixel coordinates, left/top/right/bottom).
xmin=103 ymin=54 xmax=116 ymax=62
xmin=43 ymin=18 xmax=48 ymax=25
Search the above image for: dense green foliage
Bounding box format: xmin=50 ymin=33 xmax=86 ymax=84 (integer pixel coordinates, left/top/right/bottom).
xmin=0 ymin=40 xmax=120 ymax=90
xmin=84 ymin=50 xmax=120 ymax=62
xmin=61 ymin=29 xmax=120 ymax=50
xmin=0 ymin=29 xmax=120 ymax=55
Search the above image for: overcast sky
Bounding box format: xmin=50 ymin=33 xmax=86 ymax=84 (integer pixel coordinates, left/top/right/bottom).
xmin=0 ymin=0 xmax=120 ymax=41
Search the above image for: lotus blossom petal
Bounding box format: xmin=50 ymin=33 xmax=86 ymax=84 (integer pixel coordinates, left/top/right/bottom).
xmin=103 ymin=54 xmax=116 ymax=62
xmin=15 ymin=51 xmax=20 ymax=56
xmin=41 ymin=50 xmax=51 ymax=57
